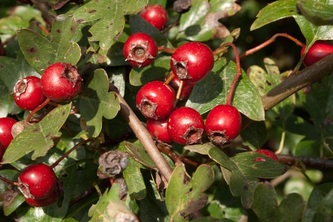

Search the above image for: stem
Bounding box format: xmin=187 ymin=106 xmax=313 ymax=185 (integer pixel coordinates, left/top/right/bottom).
xmin=116 ymin=92 xmax=172 ymax=181
xmin=219 ymin=42 xmax=242 ymax=105
xmin=0 ymin=175 xmax=18 ymax=186
xmin=278 ymin=154 xmax=333 ymax=169
xmin=262 ymin=54 xmax=333 ymax=111
xmin=175 ymin=79 xmax=184 ymax=101
xmin=164 ymin=71 xmax=175 ymax=84
xmin=275 ymin=131 xmax=286 ymax=154
xmin=158 ymin=46 xmax=176 ymax=54
xmin=50 ymin=139 xmax=92 ymax=169
xmin=157 ymin=143 xmax=200 ymax=167
xmin=239 ymin=33 xmax=305 ymax=58
xmin=26 ymin=98 xmax=50 ymax=123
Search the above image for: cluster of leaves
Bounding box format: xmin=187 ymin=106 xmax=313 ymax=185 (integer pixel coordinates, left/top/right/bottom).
xmin=0 ymin=0 xmax=332 ymax=221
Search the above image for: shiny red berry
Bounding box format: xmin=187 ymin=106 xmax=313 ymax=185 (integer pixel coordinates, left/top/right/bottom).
xmin=41 ymin=62 xmax=83 ymax=102
xmin=13 ymin=76 xmax=46 ymax=110
xmin=136 ymin=81 xmax=176 ymax=120
xmin=171 ymin=42 xmax=214 ymax=83
xmin=0 ymin=117 xmax=17 ymax=148
xmin=140 ymin=4 xmax=168 ymax=30
xmin=123 ymin=32 xmax=158 ymax=68
xmin=147 ymin=118 xmax=172 ymax=144
xmin=25 ymin=188 xmax=59 ymax=207
xmin=255 ymin=149 xmax=278 ymax=162
xmin=167 ymin=107 xmax=204 ymax=145
xmin=205 ymin=104 xmax=241 ymax=145
xmin=301 ymin=40 xmax=333 ymax=66
xmin=18 ymin=163 xmax=57 ymax=200
xmin=0 ymin=143 xmax=4 ymax=161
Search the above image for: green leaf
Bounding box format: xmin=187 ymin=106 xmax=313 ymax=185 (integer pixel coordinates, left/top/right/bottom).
xmin=231 ymin=152 xmax=287 ymax=180
xmin=73 ymin=0 xmax=148 ymax=62
xmin=2 ymin=103 xmax=72 ymax=163
xmin=0 ymin=53 xmax=39 ymax=91
xmin=123 ymin=157 xmax=147 ymax=200
xmin=186 ymin=59 xmax=265 ymax=121
xmin=79 ymin=68 xmax=120 ymax=137
xmin=17 ymin=16 xmax=81 ymax=73
xmin=248 ymin=58 xmax=295 ymax=124
xmin=251 ymin=0 xmax=298 ymax=31
xmin=129 ymin=15 xmax=169 ymax=46
xmin=252 ymin=183 xmax=305 ymax=222
xmin=165 ymin=164 xmax=214 ymax=221
xmin=305 ymin=183 xmax=333 ymax=222
xmin=129 ymin=55 xmax=170 ymax=86
xmin=296 ymin=0 xmax=333 ymax=26
xmin=209 ymin=147 xmax=286 ymax=209
xmin=89 ymin=183 xmax=138 ymax=222
xmin=176 ymin=0 xmax=240 ymax=41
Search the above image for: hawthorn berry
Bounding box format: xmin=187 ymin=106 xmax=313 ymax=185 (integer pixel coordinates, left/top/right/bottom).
xmin=170 ymin=42 xmax=214 ymax=83
xmin=140 ymin=4 xmax=168 ymax=30
xmin=205 ymin=104 xmax=241 ymax=145
xmin=301 ymin=40 xmax=333 ymax=66
xmin=41 ymin=62 xmax=83 ymax=102
xmin=123 ymin=32 xmax=158 ymax=68
xmin=136 ymin=81 xmax=176 ymax=120
xmin=13 ymin=76 xmax=46 ymax=110
xmin=0 ymin=117 xmax=17 ymax=148
xmin=167 ymin=107 xmax=204 ymax=145
xmin=255 ymin=149 xmax=278 ymax=162
xmin=0 ymin=143 xmax=4 ymax=161
xmin=18 ymin=163 xmax=57 ymax=200
xmin=147 ymin=118 xmax=172 ymax=144
xmin=25 ymin=187 xmax=59 ymax=207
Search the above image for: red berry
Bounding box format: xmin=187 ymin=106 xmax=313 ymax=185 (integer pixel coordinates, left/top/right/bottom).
xmin=0 ymin=117 xmax=17 ymax=148
xmin=169 ymin=75 xmax=194 ymax=101
xmin=24 ymin=188 xmax=59 ymax=207
xmin=136 ymin=81 xmax=176 ymax=120
xmin=140 ymin=4 xmax=168 ymax=30
xmin=123 ymin=32 xmax=158 ymax=68
xmin=147 ymin=118 xmax=172 ymax=144
xmin=301 ymin=40 xmax=333 ymax=66
xmin=0 ymin=143 xmax=4 ymax=161
xmin=167 ymin=107 xmax=204 ymax=145
xmin=255 ymin=149 xmax=278 ymax=162
xmin=41 ymin=62 xmax=82 ymax=102
xmin=171 ymin=42 xmax=214 ymax=83
xmin=18 ymin=163 xmax=57 ymax=200
xmin=205 ymin=104 xmax=241 ymax=145
xmin=13 ymin=76 xmax=46 ymax=110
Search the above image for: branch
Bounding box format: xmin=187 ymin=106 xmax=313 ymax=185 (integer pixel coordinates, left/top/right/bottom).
xmin=262 ymin=54 xmax=333 ymax=110
xmin=278 ymin=154 xmax=333 ymax=169
xmin=116 ymin=93 xmax=172 ymax=182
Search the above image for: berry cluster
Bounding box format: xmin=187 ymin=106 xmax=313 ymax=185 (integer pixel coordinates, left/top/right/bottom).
xmin=123 ymin=5 xmax=242 ymax=147
xmin=0 ymin=62 xmax=83 ymax=207
xmin=13 ymin=62 xmax=83 ymax=112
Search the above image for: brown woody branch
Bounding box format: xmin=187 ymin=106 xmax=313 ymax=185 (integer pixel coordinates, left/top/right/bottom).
xmin=278 ymin=154 xmax=333 ymax=169
xmin=262 ymin=54 xmax=333 ymax=110
xmin=116 ymin=93 xmax=172 ymax=182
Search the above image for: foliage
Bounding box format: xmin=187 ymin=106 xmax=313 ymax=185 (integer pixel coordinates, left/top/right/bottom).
xmin=0 ymin=0 xmax=332 ymax=221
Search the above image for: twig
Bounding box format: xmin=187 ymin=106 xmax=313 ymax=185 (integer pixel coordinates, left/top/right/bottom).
xmin=262 ymin=53 xmax=333 ymax=110
xmin=239 ymin=33 xmax=305 ymax=58
xmin=116 ymin=92 xmax=172 ymax=181
xmin=278 ymin=154 xmax=333 ymax=169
